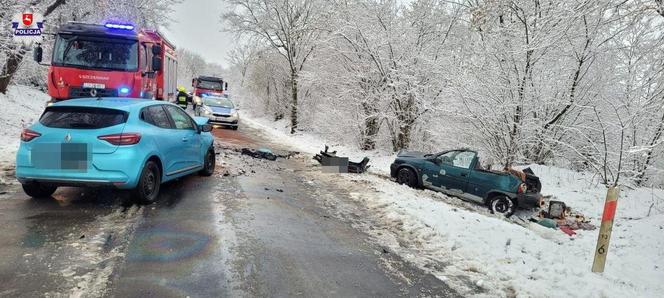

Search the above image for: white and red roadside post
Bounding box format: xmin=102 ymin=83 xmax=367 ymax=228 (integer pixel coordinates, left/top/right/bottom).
xmin=592 ymin=186 xmax=620 ymax=273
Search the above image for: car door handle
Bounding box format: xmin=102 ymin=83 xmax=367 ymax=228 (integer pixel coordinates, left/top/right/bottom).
xmin=460 ymin=173 xmax=467 ymax=177
xmin=182 ymin=137 xmax=189 ymax=142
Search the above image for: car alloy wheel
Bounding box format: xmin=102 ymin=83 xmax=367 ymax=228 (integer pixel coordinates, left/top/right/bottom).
xmin=490 ymin=195 xmax=515 ymax=217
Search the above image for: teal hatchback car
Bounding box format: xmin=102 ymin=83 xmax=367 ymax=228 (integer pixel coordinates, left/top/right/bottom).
xmin=390 ymin=149 xmax=543 ymax=216
xmin=16 ymin=98 xmax=216 ymax=203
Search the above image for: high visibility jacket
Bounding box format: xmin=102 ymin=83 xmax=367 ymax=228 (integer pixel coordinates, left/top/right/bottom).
xmin=177 ymin=91 xmax=190 ymax=104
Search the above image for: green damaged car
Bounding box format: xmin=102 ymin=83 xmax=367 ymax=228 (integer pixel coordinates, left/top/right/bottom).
xmin=390 ymin=149 xmax=543 ymax=216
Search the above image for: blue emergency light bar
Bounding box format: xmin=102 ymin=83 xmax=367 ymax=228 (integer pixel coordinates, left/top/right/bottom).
xmin=104 ymin=23 xmax=135 ymax=30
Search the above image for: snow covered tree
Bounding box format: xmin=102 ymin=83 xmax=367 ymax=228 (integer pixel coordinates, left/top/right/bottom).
xmin=224 ymin=0 xmax=328 ymax=133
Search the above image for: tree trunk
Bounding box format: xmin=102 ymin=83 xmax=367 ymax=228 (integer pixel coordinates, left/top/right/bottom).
xmin=361 ymin=115 xmax=379 ymax=150
xmin=0 ymin=0 xmax=66 ymax=94
xmin=391 ymin=120 xmax=413 ymax=152
xmin=0 ymin=47 xmax=26 ymax=94
xmin=289 ymin=69 xmax=298 ymax=134
xmin=634 ymin=111 xmax=664 ymax=186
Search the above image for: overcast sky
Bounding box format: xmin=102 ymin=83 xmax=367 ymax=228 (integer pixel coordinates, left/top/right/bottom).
xmin=161 ymin=0 xmax=234 ymax=68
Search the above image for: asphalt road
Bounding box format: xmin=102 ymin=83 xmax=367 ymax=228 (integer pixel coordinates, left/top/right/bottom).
xmin=0 ymin=123 xmax=457 ymax=297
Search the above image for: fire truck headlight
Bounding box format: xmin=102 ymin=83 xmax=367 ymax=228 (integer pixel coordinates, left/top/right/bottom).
xmin=119 ymin=87 xmax=130 ymax=96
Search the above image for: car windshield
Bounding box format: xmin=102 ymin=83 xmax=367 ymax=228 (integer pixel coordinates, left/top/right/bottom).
xmin=40 ymin=106 xmax=128 ymax=129
xmin=52 ymin=34 xmax=138 ymax=71
xmin=438 ymin=151 xmax=476 ymax=169
xmin=204 ymin=97 xmax=234 ymax=108
xmin=196 ymin=80 xmax=223 ymax=90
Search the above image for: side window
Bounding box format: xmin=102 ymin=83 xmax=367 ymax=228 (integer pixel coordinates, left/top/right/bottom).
xmin=165 ymin=105 xmax=195 ymax=130
xmin=140 ymin=43 xmax=153 ymax=72
xmin=143 ymin=105 xmax=172 ymax=128
xmin=140 ymin=44 xmax=148 ymax=71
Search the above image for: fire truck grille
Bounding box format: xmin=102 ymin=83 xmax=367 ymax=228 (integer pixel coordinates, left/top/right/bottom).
xmin=69 ymin=88 xmax=118 ymax=98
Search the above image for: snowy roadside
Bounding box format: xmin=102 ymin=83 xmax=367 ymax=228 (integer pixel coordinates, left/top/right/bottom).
xmin=0 ymin=86 xmax=49 ymax=184
xmin=241 ymin=115 xmax=664 ymax=297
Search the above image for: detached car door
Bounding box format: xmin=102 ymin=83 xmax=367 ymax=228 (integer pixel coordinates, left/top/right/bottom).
xmin=164 ymin=105 xmax=202 ymax=171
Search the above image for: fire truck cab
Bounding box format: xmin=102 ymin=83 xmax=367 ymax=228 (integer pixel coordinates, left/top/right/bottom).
xmin=192 ymin=76 xmax=227 ymax=97
xmin=34 ymin=22 xmax=178 ymax=102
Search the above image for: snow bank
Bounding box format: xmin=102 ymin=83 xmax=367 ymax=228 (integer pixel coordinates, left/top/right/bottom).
xmin=242 ymin=114 xmax=664 ymax=297
xmin=0 ymin=85 xmax=48 ymax=165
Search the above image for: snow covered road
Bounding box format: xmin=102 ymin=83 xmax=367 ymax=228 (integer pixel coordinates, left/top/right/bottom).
xmin=0 ymin=121 xmax=457 ymax=297
xmin=0 ymin=94 xmax=661 ymax=297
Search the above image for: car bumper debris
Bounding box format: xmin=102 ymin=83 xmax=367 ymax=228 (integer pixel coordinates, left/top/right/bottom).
xmin=240 ymin=147 xmax=300 ymax=161
xmin=314 ymin=145 xmax=370 ymax=174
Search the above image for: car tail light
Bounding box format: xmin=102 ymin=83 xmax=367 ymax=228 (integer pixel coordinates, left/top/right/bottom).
xmin=21 ymin=129 xmax=41 ymax=142
xmin=98 ymin=133 xmax=141 ymax=145
xmin=517 ymin=183 xmax=528 ymax=194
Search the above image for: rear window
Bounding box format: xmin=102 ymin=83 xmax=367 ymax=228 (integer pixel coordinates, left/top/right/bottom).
xmin=40 ymin=106 xmax=128 ymax=129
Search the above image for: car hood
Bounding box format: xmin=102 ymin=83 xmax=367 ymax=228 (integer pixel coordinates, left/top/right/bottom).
xmin=397 ymin=150 xmax=429 ymax=159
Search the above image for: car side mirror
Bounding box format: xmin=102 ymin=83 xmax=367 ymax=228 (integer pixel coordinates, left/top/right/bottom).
xmin=200 ymin=124 xmax=213 ymax=133
xmin=152 ymin=57 xmax=162 ymax=72
xmin=33 ymin=45 xmax=43 ymax=63
xmin=152 ymin=45 xmax=162 ymax=55
xmin=427 ymin=157 xmax=440 ymax=165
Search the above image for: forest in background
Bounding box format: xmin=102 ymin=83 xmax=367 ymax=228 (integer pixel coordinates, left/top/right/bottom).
xmin=1 ymin=0 xmax=663 ymax=188
xmin=223 ymin=0 xmax=664 ymax=187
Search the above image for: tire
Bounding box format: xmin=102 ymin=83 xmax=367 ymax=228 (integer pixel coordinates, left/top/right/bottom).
xmin=396 ymin=167 xmax=418 ymax=188
xmin=22 ymin=183 xmax=57 ymax=198
xmin=199 ymin=147 xmax=216 ymax=176
xmin=231 ymin=126 xmax=238 ymax=130
xmin=132 ymin=160 xmax=161 ymax=204
xmin=489 ymin=195 xmax=516 ymax=217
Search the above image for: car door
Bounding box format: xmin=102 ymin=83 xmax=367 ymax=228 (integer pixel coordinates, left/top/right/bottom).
xmin=164 ymin=105 xmax=202 ymax=171
xmin=142 ymin=104 xmax=183 ymax=175
xmin=434 ymin=150 xmax=475 ymax=193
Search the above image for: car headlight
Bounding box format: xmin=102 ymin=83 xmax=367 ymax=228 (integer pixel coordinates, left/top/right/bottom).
xmin=202 ymin=107 xmax=212 ymax=115
xmin=231 ymin=110 xmax=239 ymax=117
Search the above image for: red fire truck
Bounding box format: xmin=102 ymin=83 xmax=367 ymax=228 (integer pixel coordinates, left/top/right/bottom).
xmin=33 ymin=22 xmax=178 ymax=102
xmin=192 ymin=76 xmax=228 ymax=97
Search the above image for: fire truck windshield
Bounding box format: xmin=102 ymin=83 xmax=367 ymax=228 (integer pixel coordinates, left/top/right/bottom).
xmin=52 ymin=35 xmax=138 ymax=71
xmin=196 ymin=80 xmax=223 ymax=91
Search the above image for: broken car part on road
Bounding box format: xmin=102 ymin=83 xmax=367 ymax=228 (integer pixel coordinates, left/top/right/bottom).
xmin=313 ymin=145 xmax=371 ymax=174
xmin=240 ymin=147 xmax=299 ymax=161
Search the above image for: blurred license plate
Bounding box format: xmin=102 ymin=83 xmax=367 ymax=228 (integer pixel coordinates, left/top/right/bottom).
xmin=83 ymin=83 xmax=105 ymax=89
xmin=32 ymin=143 xmax=90 ymax=171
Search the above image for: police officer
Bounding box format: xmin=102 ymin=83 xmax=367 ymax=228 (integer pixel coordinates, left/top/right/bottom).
xmin=176 ymin=86 xmax=191 ymax=109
